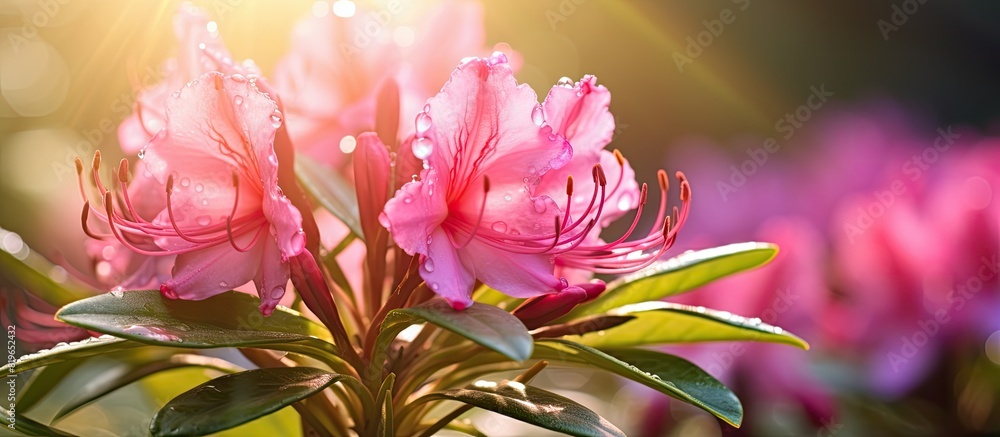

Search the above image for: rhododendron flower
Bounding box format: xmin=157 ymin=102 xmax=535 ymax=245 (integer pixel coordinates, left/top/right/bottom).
xmin=118 ymin=3 xmax=260 ymax=154
xmin=535 ymin=75 xmax=640 ymax=285
xmin=379 ymin=53 xmax=690 ymax=310
xmin=79 ymin=72 xmax=304 ymax=315
xmin=273 ymin=0 xmax=492 ymax=165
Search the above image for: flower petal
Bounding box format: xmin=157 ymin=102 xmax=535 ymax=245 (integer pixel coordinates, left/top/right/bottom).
xmin=160 ymin=231 xmax=265 ymax=300
xmin=420 ymin=228 xmax=476 ymax=309
xmin=254 ymin=237 xmax=291 ymax=316
xmin=379 ymin=168 xmax=449 ymax=256
xmin=462 ymin=238 xmax=564 ymax=298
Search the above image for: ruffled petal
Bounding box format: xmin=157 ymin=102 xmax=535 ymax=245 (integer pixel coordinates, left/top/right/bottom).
xmin=542 ymin=75 xmax=614 ymax=155
xmin=380 ymin=168 xmax=449 ymax=256
xmin=420 ymin=228 xmax=476 ymax=309
xmin=160 ymin=230 xmax=265 ymax=300
xmin=462 ymin=238 xmax=564 ymax=298
xmin=254 ymin=237 xmax=291 ymax=316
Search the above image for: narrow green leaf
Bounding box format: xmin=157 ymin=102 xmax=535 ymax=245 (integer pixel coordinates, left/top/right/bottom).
xmin=16 ymin=360 xmax=85 ymax=413
xmin=375 ymin=374 xmax=395 ymax=437
xmin=296 ymin=156 xmax=364 ymax=241
xmin=569 ymin=301 xmax=809 ymax=350
xmin=0 ymin=406 xmax=76 ymax=436
xmin=0 ymin=248 xmax=90 ymax=306
xmin=54 ymin=290 xmax=344 ymax=369
xmin=535 ymin=340 xmax=743 ymax=427
xmin=566 ymin=242 xmax=778 ymax=319
xmin=374 ymin=299 xmax=533 ymax=377
xmin=54 ymin=354 xmax=244 ymax=420
xmin=150 ymin=367 xmax=346 ymax=437
xmin=416 ymin=380 xmax=625 ymax=437
xmin=1 ymin=336 xmax=139 ymax=375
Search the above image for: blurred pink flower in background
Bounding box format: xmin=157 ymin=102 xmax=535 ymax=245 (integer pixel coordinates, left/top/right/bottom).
xmin=118 ymin=3 xmax=260 ymax=155
xmin=273 ymin=0 xmax=495 ymax=166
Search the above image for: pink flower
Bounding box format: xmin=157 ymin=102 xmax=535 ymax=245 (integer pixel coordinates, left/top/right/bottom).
xmin=535 ymin=75 xmax=641 ymax=284
xmin=118 ymin=3 xmax=259 ymax=154
xmin=379 ymin=54 xmax=690 ymax=310
xmin=272 ymin=0 xmax=492 ymax=165
xmin=80 ymin=72 xmax=304 ymax=315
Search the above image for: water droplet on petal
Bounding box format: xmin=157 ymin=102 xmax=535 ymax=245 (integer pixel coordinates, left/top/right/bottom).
xmin=196 ymin=216 xmax=211 ymax=226
xmin=270 ymin=110 xmax=283 ymax=128
xmin=531 ymin=104 xmax=545 ymax=126
xmin=557 ymin=77 xmax=574 ymax=88
xmin=231 ymin=74 xmax=246 ymax=83
xmin=195 ymin=183 xmax=204 ymax=192
xmin=423 ymin=258 xmax=435 ymax=272
xmin=109 ymin=286 xmax=125 ymax=298
xmin=171 ymin=90 xmax=182 ymax=98
xmin=403 ymin=196 xmax=413 ymax=204
xmin=489 ymin=51 xmax=508 ymax=65
xmin=491 ymin=221 xmax=508 ymax=233
xmin=503 ymin=194 xmax=512 ymax=202
xmin=180 ymin=177 xmax=190 ymax=187
xmin=219 ymin=281 xmax=228 ymax=288
xmin=233 ymin=95 xmax=243 ymax=106
xmin=559 ymin=278 xmax=569 ymax=289
xmin=423 ymin=103 xmax=431 ymax=113
xmin=426 ymin=235 xmax=433 ymax=245
xmin=533 ymin=198 xmax=548 ymax=213
xmin=415 ymin=112 xmax=432 ymax=134
xmin=412 ymin=137 xmax=433 ymax=160
xmin=270 ymin=286 xmax=285 ymax=300
xmin=430 ymin=282 xmax=440 ymax=290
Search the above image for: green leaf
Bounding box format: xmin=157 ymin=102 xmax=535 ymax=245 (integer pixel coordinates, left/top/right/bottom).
xmin=16 ymin=360 xmax=85 ymax=413
xmin=569 ymin=301 xmax=809 ymax=349
xmin=416 ymin=380 xmax=625 ymax=437
xmin=0 ymin=248 xmax=90 ymax=306
xmin=0 ymin=405 xmax=76 ymax=436
xmin=565 ymin=242 xmax=778 ymax=319
xmin=54 ymin=353 xmax=243 ymax=420
xmin=1 ymin=336 xmax=140 ymax=375
xmin=375 ymin=373 xmax=395 ymax=437
xmin=535 ymin=340 xmax=742 ymax=427
xmin=54 ymin=290 xmax=344 ymax=369
xmin=374 ymin=299 xmax=533 ymax=376
xmin=296 ymin=156 xmax=364 ymax=241
xmin=150 ymin=367 xmax=346 ymax=437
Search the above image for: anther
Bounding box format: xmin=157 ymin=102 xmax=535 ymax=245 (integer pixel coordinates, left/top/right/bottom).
xmin=166 ymin=174 xmax=174 ymax=193
xmin=117 ymin=159 xmax=129 ymax=183
xmin=595 ymin=165 xmax=607 ymax=187
xmin=639 ymin=183 xmax=649 ymax=205
xmin=483 ymin=175 xmax=491 ymax=193
xmin=80 ymin=204 xmax=103 ymax=239
xmin=75 ymin=157 xmax=84 ymax=176
xmin=92 ymin=151 xmax=102 ymax=172
xmin=566 ymin=176 xmax=574 ymax=196
xmin=657 ymin=169 xmax=669 ymax=192
xmin=613 ymin=149 xmax=625 ymax=167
